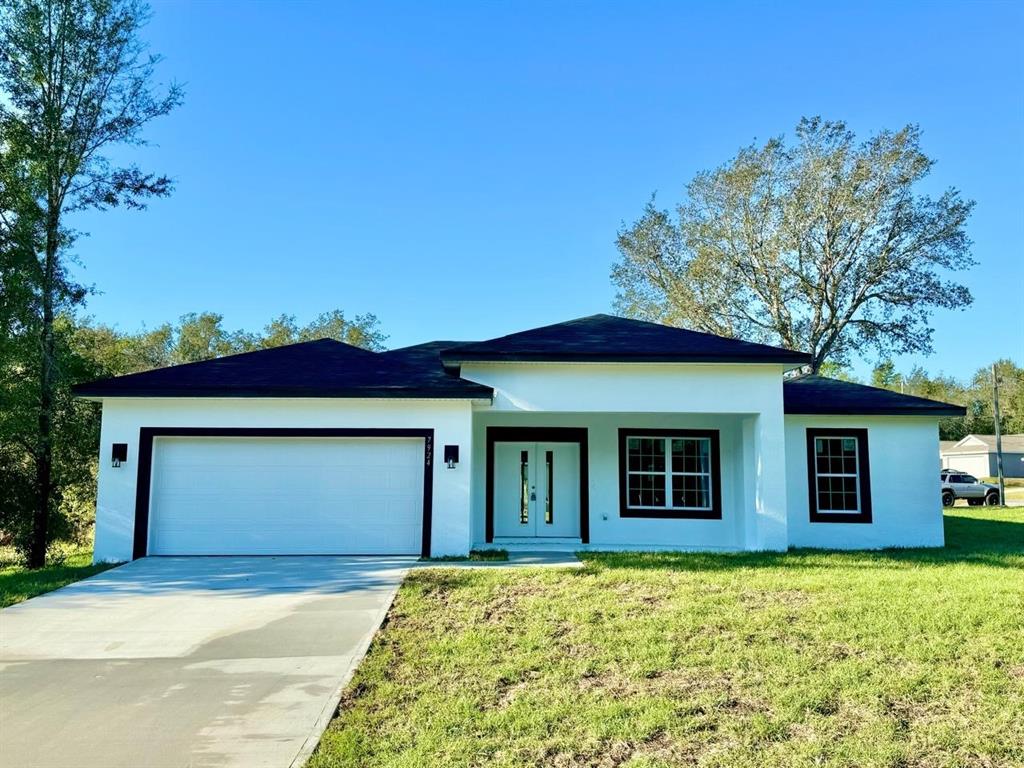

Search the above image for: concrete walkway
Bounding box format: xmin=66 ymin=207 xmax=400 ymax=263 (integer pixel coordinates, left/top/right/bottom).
xmin=416 ymin=550 xmax=584 ymax=569
xmin=0 ymin=556 xmax=411 ymax=768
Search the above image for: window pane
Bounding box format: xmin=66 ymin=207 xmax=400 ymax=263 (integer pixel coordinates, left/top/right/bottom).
xmin=672 ymin=473 xmax=710 ymax=509
xmin=628 ymin=437 xmax=665 ymax=473
xmin=545 ymin=450 xmax=553 ymax=524
xmin=628 ymin=472 xmax=665 ymax=507
xmin=671 ymin=437 xmax=710 ymax=474
xmin=519 ymin=450 xmax=529 ymax=524
xmin=817 ymin=474 xmax=859 ymax=512
xmin=627 ymin=438 xmax=642 ymax=471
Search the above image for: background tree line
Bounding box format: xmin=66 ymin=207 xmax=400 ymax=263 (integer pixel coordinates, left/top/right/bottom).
xmin=0 ymin=309 xmax=384 ymax=560
xmin=866 ymin=358 xmax=1023 ymax=441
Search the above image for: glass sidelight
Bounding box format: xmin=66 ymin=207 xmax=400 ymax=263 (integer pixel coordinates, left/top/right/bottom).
xmin=545 ymin=450 xmax=554 ymax=524
xmin=519 ymin=450 xmax=530 ymax=524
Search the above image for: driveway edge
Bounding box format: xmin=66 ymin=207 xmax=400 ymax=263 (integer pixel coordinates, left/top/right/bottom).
xmin=288 ymin=573 xmax=406 ymax=768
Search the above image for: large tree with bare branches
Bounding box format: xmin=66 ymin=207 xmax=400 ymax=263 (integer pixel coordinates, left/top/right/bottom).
xmin=0 ymin=0 xmax=181 ymax=567
xmin=612 ymin=117 xmax=975 ymax=373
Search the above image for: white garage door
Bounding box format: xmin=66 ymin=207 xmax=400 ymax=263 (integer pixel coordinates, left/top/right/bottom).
xmin=148 ymin=436 xmax=425 ymax=555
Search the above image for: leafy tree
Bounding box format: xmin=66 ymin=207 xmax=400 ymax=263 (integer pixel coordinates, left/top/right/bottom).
xmin=0 ymin=0 xmax=181 ymax=566
xmin=1 ymin=315 xmax=106 ymax=553
xmin=74 ymin=310 xmax=387 ymax=374
xmin=817 ymin=361 xmax=860 ymax=383
xmin=867 ymin=359 xmax=1023 ymax=441
xmin=613 ymin=118 xmax=975 ymax=373
xmin=171 ymin=313 xmax=243 ymax=364
xmin=961 ymin=360 xmax=1024 ymax=437
xmin=257 ymin=310 xmax=387 ymax=351
xmin=870 ymin=360 xmax=902 ymax=390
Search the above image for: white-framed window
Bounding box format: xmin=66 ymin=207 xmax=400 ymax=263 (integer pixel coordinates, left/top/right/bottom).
xmin=619 ymin=430 xmax=720 ymax=518
xmin=813 ymin=436 xmax=860 ymax=512
xmin=806 ymin=429 xmax=872 ymax=523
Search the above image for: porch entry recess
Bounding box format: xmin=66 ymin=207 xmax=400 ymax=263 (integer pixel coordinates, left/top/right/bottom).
xmin=485 ymin=427 xmax=589 ymax=543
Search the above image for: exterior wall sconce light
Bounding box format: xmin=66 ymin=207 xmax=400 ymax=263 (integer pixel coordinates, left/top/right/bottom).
xmin=443 ymin=444 xmax=459 ymax=469
xmin=111 ymin=443 xmax=128 ymax=468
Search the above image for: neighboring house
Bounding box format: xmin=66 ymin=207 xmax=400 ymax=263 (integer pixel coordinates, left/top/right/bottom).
xmin=75 ymin=314 xmax=966 ymax=562
xmin=940 ymin=434 xmax=1024 ymax=478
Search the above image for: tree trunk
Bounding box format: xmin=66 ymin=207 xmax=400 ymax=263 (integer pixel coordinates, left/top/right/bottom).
xmin=29 ymin=208 xmax=59 ymax=569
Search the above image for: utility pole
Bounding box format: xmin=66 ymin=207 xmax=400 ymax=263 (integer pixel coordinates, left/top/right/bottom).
xmin=993 ymin=364 xmax=1005 ymax=506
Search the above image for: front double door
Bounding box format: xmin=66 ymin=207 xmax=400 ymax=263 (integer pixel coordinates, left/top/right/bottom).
xmin=493 ymin=442 xmax=580 ymax=538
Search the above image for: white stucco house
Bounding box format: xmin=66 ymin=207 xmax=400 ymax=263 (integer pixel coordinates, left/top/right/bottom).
xmin=76 ymin=315 xmax=966 ymax=562
xmin=940 ymin=434 xmax=1024 ymax=478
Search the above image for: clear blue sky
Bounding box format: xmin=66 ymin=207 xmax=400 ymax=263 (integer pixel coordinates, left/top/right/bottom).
xmin=70 ymin=0 xmax=1023 ymax=381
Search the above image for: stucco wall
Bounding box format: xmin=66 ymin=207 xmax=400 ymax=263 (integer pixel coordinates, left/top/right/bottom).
xmin=462 ymin=361 xmax=790 ymax=551
xmin=471 ymin=412 xmax=751 ymax=550
xmin=460 ymin=361 xmax=788 ymax=415
xmin=784 ymin=415 xmax=944 ymax=549
xmin=92 ymin=398 xmax=474 ymax=562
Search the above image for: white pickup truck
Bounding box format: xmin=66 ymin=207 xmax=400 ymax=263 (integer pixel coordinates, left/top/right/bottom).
xmin=940 ymin=469 xmax=1000 ymax=507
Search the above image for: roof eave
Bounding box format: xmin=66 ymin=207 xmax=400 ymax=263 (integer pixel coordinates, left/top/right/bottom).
xmin=443 ymin=353 xmax=811 ymax=366
xmin=784 ymin=406 xmax=967 ymax=417
xmin=73 ymin=386 xmax=494 ymax=400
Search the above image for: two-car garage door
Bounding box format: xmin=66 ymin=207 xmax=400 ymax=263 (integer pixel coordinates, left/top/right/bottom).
xmin=147 ymin=436 xmax=425 ymax=555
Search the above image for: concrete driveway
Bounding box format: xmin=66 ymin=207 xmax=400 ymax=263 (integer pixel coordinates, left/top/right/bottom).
xmin=0 ymin=556 xmax=411 ymax=768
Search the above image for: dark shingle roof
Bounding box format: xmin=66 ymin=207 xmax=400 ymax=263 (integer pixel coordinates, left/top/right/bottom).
xmin=74 ymin=339 xmax=494 ymax=399
xmin=380 ymin=341 xmax=479 ymax=387
xmin=783 ymin=375 xmax=966 ymax=416
xmin=440 ymin=314 xmax=811 ymax=366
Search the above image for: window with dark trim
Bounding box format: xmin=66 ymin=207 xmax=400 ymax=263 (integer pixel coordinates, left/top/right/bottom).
xmin=806 ymin=428 xmax=872 ymax=524
xmin=617 ymin=429 xmax=722 ymax=519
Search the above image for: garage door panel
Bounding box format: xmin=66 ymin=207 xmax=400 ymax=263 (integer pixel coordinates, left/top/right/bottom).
xmin=148 ymin=436 xmax=425 ymax=555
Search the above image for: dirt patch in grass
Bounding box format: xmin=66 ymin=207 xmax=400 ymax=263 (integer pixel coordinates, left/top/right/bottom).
xmin=737 ymin=587 xmax=810 ymax=610
xmin=478 ymin=578 xmax=549 ymax=624
xmin=541 ymin=730 xmax=702 ymax=768
xmin=576 ymin=665 xmax=772 ymax=722
xmin=579 ymin=666 xmax=713 ymax=698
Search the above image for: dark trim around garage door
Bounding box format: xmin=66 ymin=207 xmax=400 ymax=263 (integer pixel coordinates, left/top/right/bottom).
xmin=484 ymin=426 xmax=589 ymax=544
xmin=133 ymin=427 xmax=435 ymax=560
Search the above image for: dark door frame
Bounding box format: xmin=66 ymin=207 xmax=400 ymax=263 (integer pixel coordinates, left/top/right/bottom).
xmin=132 ymin=427 xmax=435 ymax=559
xmin=485 ymin=426 xmax=589 ymax=543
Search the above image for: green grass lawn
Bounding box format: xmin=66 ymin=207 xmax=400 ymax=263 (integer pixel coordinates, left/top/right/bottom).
xmin=311 ymin=508 xmax=1024 ymax=768
xmin=0 ymin=545 xmax=116 ymax=609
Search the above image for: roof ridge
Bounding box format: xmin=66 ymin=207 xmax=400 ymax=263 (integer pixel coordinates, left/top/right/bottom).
xmin=73 ymin=335 xmax=495 ymax=400
xmin=441 ymin=314 xmax=810 ymax=365
xmin=78 ymin=337 xmax=364 ymax=384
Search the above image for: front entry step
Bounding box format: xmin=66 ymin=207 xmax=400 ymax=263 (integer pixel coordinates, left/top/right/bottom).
xmin=487 ymin=537 xmax=583 ymax=551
